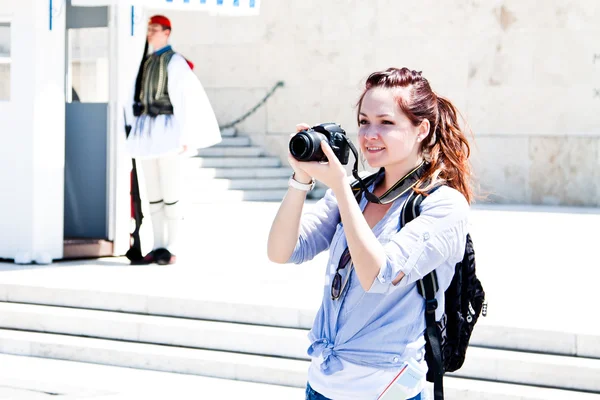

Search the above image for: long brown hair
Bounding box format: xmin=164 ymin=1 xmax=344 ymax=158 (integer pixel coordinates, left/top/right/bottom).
xmin=357 ymin=67 xmax=474 ymax=204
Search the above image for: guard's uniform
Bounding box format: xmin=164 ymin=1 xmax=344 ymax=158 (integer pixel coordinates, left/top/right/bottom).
xmin=126 ymin=15 xmax=221 ymax=264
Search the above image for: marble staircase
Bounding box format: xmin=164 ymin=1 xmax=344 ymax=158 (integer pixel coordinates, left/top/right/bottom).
xmin=0 ymin=285 xmax=598 ymax=400
xmin=188 ymin=128 xmax=326 ymax=203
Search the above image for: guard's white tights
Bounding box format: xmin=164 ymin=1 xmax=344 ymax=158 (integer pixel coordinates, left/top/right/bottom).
xmin=139 ymin=154 xmax=183 ymax=254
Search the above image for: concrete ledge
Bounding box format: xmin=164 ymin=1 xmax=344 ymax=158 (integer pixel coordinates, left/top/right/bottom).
xmin=63 ymin=239 xmax=113 ymax=260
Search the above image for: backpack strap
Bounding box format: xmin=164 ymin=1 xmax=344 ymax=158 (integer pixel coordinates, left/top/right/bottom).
xmin=421 ymin=273 xmax=444 ymax=400
xmin=401 ymin=190 xmax=445 ymax=400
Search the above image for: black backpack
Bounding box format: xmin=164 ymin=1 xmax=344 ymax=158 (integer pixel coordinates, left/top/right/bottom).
xmin=401 ymin=189 xmax=487 ymax=400
xmin=351 ymin=176 xmax=487 ymax=400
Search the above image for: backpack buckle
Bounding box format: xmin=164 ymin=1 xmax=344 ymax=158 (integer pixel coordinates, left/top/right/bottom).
xmin=426 ymin=298 xmax=438 ymax=314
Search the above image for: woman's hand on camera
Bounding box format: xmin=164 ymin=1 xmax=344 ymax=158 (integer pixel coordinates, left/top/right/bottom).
xmin=296 ymin=141 xmax=347 ymax=192
xmin=287 ymin=123 xmax=313 ymax=184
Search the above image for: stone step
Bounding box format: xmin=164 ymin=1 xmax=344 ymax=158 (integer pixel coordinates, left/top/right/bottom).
xmin=445 ymin=378 xmax=600 ymax=400
xmin=0 ymin=353 xmax=305 ymax=399
xmin=0 ymin=302 xmax=310 ymax=360
xmin=190 ymin=178 xmax=289 ymax=191
xmin=1 ymin=283 xmax=598 ymax=360
xmin=1 ymin=303 xmax=599 ymax=392
xmin=185 ymin=167 xmax=293 ymax=179
xmin=0 ymin=283 xmax=317 ymax=330
xmin=196 ymin=146 xmax=264 ymax=157
xmin=453 ymin=346 xmax=600 ymax=392
xmin=215 ymin=136 xmax=252 ymax=147
xmin=0 ymin=329 xmax=599 ymax=399
xmin=188 ymin=157 xmax=281 ymax=168
xmin=220 ymin=127 xmax=237 ymax=137
xmin=189 ymin=189 xmax=287 ymax=202
xmin=471 ymin=323 xmax=600 ymax=359
xmin=0 ymin=329 xmax=308 ymax=387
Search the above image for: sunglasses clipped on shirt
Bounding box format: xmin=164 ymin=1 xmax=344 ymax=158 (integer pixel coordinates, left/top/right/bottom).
xmin=331 ymin=247 xmax=352 ymax=300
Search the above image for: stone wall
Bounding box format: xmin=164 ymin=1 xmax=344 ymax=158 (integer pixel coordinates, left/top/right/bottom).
xmin=0 ymin=21 xmax=10 ymax=101
xmin=0 ymin=65 xmax=9 ymax=100
xmin=157 ymin=0 xmax=600 ymax=206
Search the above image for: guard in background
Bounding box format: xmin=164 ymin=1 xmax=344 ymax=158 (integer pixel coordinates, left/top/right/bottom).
xmin=125 ymin=15 xmax=221 ymax=265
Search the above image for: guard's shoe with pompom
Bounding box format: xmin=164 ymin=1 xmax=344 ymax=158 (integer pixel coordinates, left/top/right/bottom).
xmin=130 ymin=250 xmax=156 ymax=265
xmin=154 ymin=248 xmax=177 ymax=265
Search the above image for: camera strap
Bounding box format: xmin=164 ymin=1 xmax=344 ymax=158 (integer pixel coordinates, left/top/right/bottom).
xmin=343 ymin=135 xmax=427 ymax=205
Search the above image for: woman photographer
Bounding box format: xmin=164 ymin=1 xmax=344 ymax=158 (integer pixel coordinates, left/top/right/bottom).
xmin=267 ymin=67 xmax=472 ymax=400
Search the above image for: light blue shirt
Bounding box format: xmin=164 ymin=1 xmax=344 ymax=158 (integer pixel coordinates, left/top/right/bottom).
xmin=288 ymin=175 xmax=469 ymax=379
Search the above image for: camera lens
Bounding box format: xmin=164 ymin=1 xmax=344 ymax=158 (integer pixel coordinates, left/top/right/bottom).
xmin=289 ymin=133 xmax=313 ymax=160
xmin=290 ymin=128 xmax=331 ymax=162
xmin=290 ymin=130 xmax=327 ymax=161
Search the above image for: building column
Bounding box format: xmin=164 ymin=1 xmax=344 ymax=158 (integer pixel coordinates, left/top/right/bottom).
xmin=0 ymin=0 xmax=66 ymax=263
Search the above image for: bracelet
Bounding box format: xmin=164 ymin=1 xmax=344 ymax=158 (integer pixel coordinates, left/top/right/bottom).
xmin=288 ymin=174 xmax=315 ymax=192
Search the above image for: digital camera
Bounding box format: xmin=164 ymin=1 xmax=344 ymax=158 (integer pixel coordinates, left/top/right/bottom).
xmin=289 ymin=123 xmax=350 ymax=164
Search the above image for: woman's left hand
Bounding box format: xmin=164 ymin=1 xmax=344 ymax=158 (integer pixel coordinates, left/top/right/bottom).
xmin=297 ymin=141 xmax=348 ymax=192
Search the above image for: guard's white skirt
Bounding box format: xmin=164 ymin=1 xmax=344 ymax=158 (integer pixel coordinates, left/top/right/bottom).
xmin=126 ymin=53 xmax=221 ymax=159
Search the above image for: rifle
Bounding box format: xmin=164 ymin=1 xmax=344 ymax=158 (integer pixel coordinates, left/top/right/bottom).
xmin=124 ymin=109 xmax=144 ymax=262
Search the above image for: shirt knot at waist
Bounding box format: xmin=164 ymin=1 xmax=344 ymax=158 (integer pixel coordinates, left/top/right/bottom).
xmin=308 ymin=338 xmax=343 ymax=375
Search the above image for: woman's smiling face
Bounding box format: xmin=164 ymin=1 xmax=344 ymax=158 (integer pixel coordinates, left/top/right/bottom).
xmin=358 ymin=87 xmax=424 ymax=170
